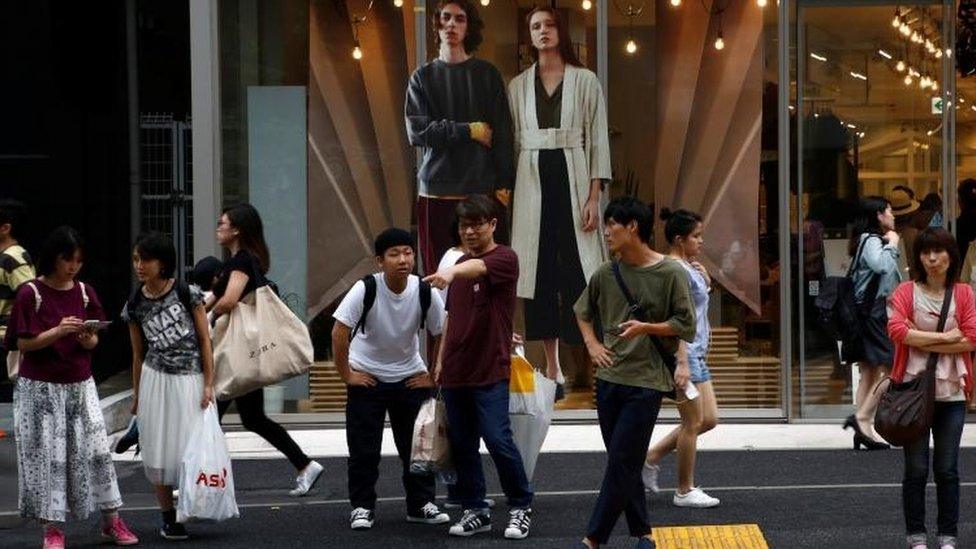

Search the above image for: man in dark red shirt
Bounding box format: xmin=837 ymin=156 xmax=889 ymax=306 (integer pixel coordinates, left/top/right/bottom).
xmin=424 ymin=195 xmax=533 ymax=540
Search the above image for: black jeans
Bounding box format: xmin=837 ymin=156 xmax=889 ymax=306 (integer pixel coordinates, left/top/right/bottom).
xmin=903 ymin=401 xmax=966 ymax=537
xmin=346 ymin=381 xmax=435 ymax=513
xmin=218 ymin=388 xmax=311 ymax=471
xmin=523 ymin=149 xmax=586 ymax=345
xmin=587 ymin=379 xmax=663 ymax=544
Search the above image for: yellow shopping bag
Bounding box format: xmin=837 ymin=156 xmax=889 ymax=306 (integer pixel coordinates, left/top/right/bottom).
xmin=510 ymin=352 xmax=535 ymax=394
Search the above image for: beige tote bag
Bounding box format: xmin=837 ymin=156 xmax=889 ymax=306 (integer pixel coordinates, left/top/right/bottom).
xmin=213 ymin=286 xmax=314 ymax=401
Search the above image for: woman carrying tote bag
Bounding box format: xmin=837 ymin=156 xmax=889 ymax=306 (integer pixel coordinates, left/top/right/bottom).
xmin=209 ymin=203 xmax=323 ymax=497
xmin=886 ymin=228 xmax=976 ymax=549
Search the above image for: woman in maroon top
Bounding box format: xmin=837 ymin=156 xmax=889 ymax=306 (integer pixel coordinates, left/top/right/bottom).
xmin=5 ymin=227 xmax=138 ymax=549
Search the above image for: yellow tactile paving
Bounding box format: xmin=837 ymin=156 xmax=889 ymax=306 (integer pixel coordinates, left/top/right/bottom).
xmin=653 ymin=524 xmax=769 ymax=549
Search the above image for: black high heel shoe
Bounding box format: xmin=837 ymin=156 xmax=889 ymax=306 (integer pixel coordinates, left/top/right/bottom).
xmin=843 ymin=414 xmax=890 ymax=451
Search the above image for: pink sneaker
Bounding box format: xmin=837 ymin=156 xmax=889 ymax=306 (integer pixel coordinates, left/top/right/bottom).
xmin=42 ymin=527 xmax=65 ymax=549
xmin=101 ymin=515 xmax=139 ymax=545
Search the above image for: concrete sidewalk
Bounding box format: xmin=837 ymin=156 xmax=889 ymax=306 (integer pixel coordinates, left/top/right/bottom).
xmin=109 ymin=422 xmax=976 ymax=461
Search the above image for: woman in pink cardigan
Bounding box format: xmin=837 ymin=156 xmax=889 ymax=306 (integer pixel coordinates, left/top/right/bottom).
xmin=887 ymin=227 xmax=975 ymax=549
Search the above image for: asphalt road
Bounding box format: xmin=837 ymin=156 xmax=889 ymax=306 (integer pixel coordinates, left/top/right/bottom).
xmin=2 ymin=442 xmax=975 ymax=548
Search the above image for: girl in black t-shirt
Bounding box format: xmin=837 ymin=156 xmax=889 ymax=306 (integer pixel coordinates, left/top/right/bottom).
xmin=211 ymin=203 xmax=323 ymax=496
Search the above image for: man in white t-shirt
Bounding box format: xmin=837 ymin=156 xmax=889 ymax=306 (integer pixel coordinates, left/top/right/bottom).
xmin=332 ymin=228 xmax=450 ymax=531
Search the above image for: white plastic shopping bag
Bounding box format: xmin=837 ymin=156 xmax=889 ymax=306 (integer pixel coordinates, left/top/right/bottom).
xmin=410 ymin=393 xmax=455 ymax=483
xmin=176 ymin=404 xmax=240 ymax=523
xmin=508 ymin=345 xmax=556 ymax=480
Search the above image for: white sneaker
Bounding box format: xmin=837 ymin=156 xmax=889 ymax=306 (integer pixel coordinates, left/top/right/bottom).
xmin=289 ymin=460 xmax=324 ymax=497
xmin=642 ymin=462 xmax=660 ymax=493
xmin=504 ymin=508 xmax=532 ymax=540
xmin=350 ymin=507 xmax=374 ymax=530
xmin=672 ymin=487 xmax=719 ymax=508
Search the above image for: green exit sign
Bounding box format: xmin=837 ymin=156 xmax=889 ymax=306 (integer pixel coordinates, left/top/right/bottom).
xmin=932 ymin=96 xmax=944 ymax=115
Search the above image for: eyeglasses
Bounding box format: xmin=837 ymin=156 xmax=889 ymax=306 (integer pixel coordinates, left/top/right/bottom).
xmin=459 ymin=220 xmax=490 ymax=232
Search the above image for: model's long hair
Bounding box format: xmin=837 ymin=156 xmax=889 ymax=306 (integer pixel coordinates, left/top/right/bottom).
xmin=526 ymin=7 xmax=583 ymax=67
xmin=222 ymin=203 xmax=270 ymax=275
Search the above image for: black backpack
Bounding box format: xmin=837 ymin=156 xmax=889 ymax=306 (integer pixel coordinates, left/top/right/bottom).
xmin=351 ymin=275 xmax=432 ymax=339
xmin=814 ymin=235 xmax=880 ymax=349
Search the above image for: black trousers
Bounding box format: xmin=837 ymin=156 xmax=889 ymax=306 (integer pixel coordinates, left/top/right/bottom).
xmin=346 ymin=381 xmax=435 ymax=513
xmin=586 ymin=379 xmax=663 ymax=543
xmin=218 ymin=388 xmax=311 ymax=471
xmin=524 ymin=149 xmax=586 ymax=345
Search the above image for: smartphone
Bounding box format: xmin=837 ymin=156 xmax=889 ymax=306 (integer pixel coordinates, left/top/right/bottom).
xmin=683 ymin=382 xmax=700 ymax=400
xmin=82 ymin=320 xmax=112 ymax=331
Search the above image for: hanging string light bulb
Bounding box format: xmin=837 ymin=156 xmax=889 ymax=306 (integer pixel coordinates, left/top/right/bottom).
xmin=394 ymin=0 xmax=403 ymax=7
xmin=896 ymin=60 xmax=906 ymax=72
xmin=349 ymin=1 xmax=373 ymax=62
xmin=904 ymin=74 xmax=913 ymax=86
xmin=714 ymin=30 xmax=725 ymax=50
xmin=757 ymin=0 xmax=767 ymax=7
xmin=582 ymin=0 xmax=593 ymax=10
xmin=892 ymin=8 xmax=901 ymax=28
xmin=670 ymin=0 xmax=681 ymax=6
xmin=480 ymin=0 xmax=490 ymax=5
xmin=619 ymin=2 xmax=643 ymax=55
xmin=352 ymin=44 xmax=363 ymax=60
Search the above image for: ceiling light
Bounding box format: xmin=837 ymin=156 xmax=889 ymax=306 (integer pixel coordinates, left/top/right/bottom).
xmin=625 ymin=39 xmax=638 ymax=54
xmin=714 ymin=33 xmax=725 ymax=51
xmin=878 ymin=49 xmax=892 ymax=59
xmin=904 ymin=74 xmax=913 ymax=86
xmin=810 ymin=52 xmax=827 ymax=62
xmin=757 ymin=0 xmax=767 ymax=6
xmin=582 ymin=0 xmax=592 ymax=9
xmin=850 ymin=71 xmax=867 ymax=81
xmin=352 ymin=45 xmax=363 ymax=60
xmin=670 ymin=0 xmax=681 ymax=6
xmin=896 ymin=60 xmax=906 ymax=72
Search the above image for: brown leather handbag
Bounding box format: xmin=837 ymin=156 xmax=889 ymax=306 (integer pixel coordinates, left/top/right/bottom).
xmin=874 ymin=284 xmax=953 ymax=447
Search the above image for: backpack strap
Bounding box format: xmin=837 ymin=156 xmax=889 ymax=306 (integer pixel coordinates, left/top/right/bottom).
xmin=351 ymin=275 xmax=377 ymax=339
xmin=419 ymin=279 xmax=432 ymax=331
xmin=610 ymin=261 xmax=677 ymax=376
xmin=175 ymin=279 xmax=194 ymax=312
xmin=78 ymin=281 xmax=89 ymax=309
xmin=24 ymin=282 xmax=41 ymax=313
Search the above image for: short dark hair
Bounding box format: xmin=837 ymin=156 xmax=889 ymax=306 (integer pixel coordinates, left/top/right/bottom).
xmin=660 ymin=207 xmax=703 ymax=245
xmin=604 ymin=196 xmax=653 ymax=243
xmin=455 ymin=195 xmax=498 ymax=223
xmin=0 ymin=200 xmax=26 ymax=240
xmin=134 ymin=232 xmax=177 ymax=279
xmin=374 ymin=228 xmax=414 ymax=257
xmin=190 ymin=256 xmax=223 ymax=291
xmin=912 ymin=227 xmax=961 ymax=285
xmin=37 ymin=226 xmax=84 ymax=277
xmin=432 ymin=0 xmax=484 ymax=53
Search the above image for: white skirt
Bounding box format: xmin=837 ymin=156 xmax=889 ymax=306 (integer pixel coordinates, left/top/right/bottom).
xmin=137 ymin=366 xmax=205 ymax=485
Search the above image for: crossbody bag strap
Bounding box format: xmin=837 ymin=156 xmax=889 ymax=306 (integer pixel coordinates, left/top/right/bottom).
xmin=925 ymin=283 xmax=956 ymax=375
xmin=611 ymin=261 xmax=676 ymax=372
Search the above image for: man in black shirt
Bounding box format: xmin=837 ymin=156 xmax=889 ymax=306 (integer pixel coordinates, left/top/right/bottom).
xmin=405 ymin=0 xmax=513 ymax=275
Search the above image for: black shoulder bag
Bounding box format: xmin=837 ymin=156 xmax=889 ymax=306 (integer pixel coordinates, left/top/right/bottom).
xmin=874 ymin=284 xmax=953 ymax=447
xmin=610 ymin=261 xmax=678 ymax=378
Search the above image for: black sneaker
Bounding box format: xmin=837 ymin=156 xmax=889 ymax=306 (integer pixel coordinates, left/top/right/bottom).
xmin=448 ymin=509 xmax=491 ymax=537
xmin=504 ymin=507 xmax=531 ymax=540
xmin=407 ymin=502 xmax=450 ymax=524
xmin=115 ymin=419 xmax=140 ymax=455
xmin=160 ymin=521 xmax=188 ymax=541
xmin=350 ymin=507 xmax=374 ymax=530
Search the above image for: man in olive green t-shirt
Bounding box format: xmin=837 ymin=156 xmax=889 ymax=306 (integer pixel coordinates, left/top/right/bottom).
xmin=1 ymin=200 xmax=35 ymax=389
xmin=572 ymin=196 xmax=695 ymax=549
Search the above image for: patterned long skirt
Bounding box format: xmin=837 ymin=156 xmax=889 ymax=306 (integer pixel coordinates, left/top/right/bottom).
xmin=14 ymin=377 xmax=123 ymax=522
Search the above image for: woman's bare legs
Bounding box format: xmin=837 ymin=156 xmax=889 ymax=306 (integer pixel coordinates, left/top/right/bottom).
xmin=854 ymin=364 xmax=888 ymax=440
xmin=646 ymin=382 xmax=718 ymax=493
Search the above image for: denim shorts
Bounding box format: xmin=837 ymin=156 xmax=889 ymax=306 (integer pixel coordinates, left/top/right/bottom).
xmin=688 ymin=355 xmax=711 ymax=383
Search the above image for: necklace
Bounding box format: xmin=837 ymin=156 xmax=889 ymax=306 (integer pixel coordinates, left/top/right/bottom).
xmin=144 ymin=279 xmax=173 ymax=299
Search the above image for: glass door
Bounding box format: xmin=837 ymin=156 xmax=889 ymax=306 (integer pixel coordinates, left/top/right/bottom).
xmin=794 ymin=1 xmax=953 ymax=419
